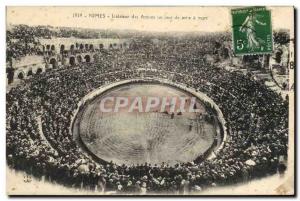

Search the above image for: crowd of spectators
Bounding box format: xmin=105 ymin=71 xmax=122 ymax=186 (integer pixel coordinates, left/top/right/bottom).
xmin=6 ymin=25 xmax=129 ymax=61
xmin=6 ymin=35 xmax=288 ymax=194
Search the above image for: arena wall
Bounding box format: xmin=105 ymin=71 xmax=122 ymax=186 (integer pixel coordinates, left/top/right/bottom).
xmin=70 ymin=78 xmax=228 ymax=164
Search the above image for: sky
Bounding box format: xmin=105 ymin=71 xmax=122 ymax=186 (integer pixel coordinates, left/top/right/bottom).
xmin=6 ymin=6 xmax=294 ymax=33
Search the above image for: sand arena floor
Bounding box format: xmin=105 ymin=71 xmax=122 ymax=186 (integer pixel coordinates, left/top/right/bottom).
xmin=73 ymin=82 xmax=223 ymax=165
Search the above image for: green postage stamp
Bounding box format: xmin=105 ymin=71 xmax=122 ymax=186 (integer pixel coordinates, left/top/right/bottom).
xmin=231 ymin=7 xmax=273 ymax=55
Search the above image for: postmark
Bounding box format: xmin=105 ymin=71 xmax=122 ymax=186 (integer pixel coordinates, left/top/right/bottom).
xmin=231 ymin=7 xmax=273 ymax=55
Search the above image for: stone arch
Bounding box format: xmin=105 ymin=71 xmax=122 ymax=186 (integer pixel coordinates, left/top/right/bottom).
xmin=85 ymin=44 xmax=89 ymax=49
xmin=36 ymin=68 xmax=43 ymax=74
xmin=84 ymin=55 xmax=91 ymax=63
xmin=99 ymin=44 xmax=104 ymax=49
xmin=109 ymin=44 xmax=113 ymax=49
xmin=70 ymin=44 xmax=75 ymax=51
xmin=50 ymin=58 xmax=57 ymax=68
xmin=51 ymin=45 xmax=55 ymax=51
xmin=222 ymin=47 xmax=230 ymax=59
xmin=46 ymin=45 xmax=50 ymax=50
xmin=80 ymin=44 xmax=84 ymax=50
xmin=77 ymin=55 xmax=82 ymax=63
xmin=89 ymin=44 xmax=94 ymax=50
xmin=69 ymin=56 xmax=76 ymax=66
xmin=60 ymin=44 xmax=65 ymax=53
xmin=17 ymin=71 xmax=25 ymax=80
xmin=275 ymin=48 xmax=283 ymax=63
xmin=7 ymin=68 xmax=14 ymax=84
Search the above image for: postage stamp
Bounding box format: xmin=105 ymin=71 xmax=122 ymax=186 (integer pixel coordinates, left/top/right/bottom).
xmin=231 ymin=7 xmax=273 ymax=55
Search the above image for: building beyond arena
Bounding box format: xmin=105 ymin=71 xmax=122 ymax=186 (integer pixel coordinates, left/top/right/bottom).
xmin=7 ymin=37 xmax=131 ymax=84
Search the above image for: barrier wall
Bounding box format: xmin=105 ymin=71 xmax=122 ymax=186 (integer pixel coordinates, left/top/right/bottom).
xmin=70 ymin=78 xmax=228 ymax=164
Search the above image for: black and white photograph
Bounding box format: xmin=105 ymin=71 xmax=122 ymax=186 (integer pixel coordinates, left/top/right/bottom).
xmin=5 ymin=5 xmax=295 ymax=196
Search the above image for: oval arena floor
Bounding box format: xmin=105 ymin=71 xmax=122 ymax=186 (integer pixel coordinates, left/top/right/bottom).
xmin=72 ymin=82 xmax=223 ymax=165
